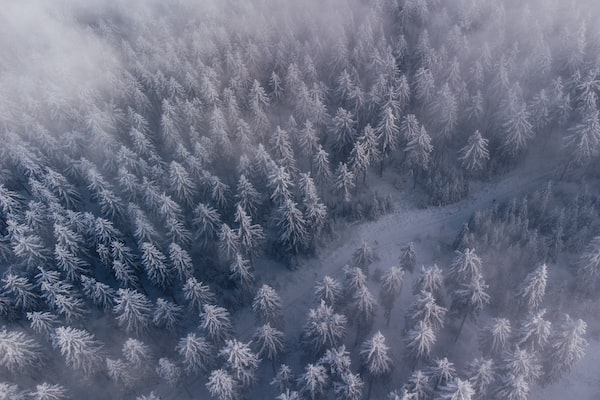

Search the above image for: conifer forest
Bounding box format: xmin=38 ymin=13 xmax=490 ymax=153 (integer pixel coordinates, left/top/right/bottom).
xmin=2 ymin=0 xmax=600 ymax=399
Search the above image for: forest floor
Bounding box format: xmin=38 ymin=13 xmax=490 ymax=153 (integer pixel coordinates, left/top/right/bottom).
xmin=161 ymin=149 xmax=600 ymax=399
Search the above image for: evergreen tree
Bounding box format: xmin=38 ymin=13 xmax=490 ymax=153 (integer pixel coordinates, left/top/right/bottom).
xmin=446 ymin=248 xmax=483 ymax=290
xmin=466 ymin=358 xmax=495 ymax=400
xmin=235 ymin=175 xmax=262 ymax=217
xmin=450 ymin=273 xmax=490 ymax=340
xmin=458 ymin=131 xmax=489 ymax=172
xmin=273 ymin=198 xmax=307 ymax=255
xmin=153 ymin=298 xmax=183 ymax=331
xmin=207 ymin=369 xmax=238 ymax=400
xmin=494 ymin=374 xmax=529 ymax=400
xmin=140 ymin=242 xmax=171 ymax=290
xmin=156 ymin=357 xmax=181 ymax=386
xmin=254 ymin=323 xmax=285 ymax=370
xmin=479 ymin=318 xmax=511 ymax=356
xmin=220 ymin=339 xmax=260 ymax=388
xmin=271 ymin=364 xmax=295 ymax=392
xmin=176 ymin=333 xmax=215 ymax=375
xmin=0 ymin=328 xmax=44 ymax=375
xmin=544 ymin=314 xmax=587 ymax=383
xmin=312 ymin=145 xmax=332 ymax=190
xmin=29 ymin=383 xmax=69 ymax=400
xmin=234 ymin=205 xmax=264 ymax=263
xmin=183 ymin=277 xmax=216 ymax=312
xmin=516 ymin=264 xmax=547 ymax=311
xmin=361 ymin=331 xmax=392 ymax=399
xmin=168 ymin=243 xmax=194 ymax=283
xmin=502 ymin=348 xmax=541 ymax=383
xmin=330 ymin=107 xmax=356 ymax=158
xmin=303 ymin=300 xmax=347 ymax=354
xmin=334 ymin=162 xmax=356 ymax=204
xmin=52 ymin=326 xmax=104 ymax=376
xmin=297 ymin=363 xmax=328 ymax=400
xmin=193 ymin=203 xmax=222 ymax=249
xmin=334 ymin=372 xmax=364 ymax=400
xmin=380 ymin=266 xmax=405 ymax=326
xmin=576 ymin=235 xmax=600 ymax=292
xmin=217 ymin=224 xmax=240 ymax=262
xmin=404 ymin=320 xmax=436 ymax=364
xmin=26 ymin=311 xmax=59 ymax=338
xmin=376 ymin=106 xmax=400 ymax=175
xmin=318 ymin=345 xmax=351 ymax=378
xmin=1 ymin=273 xmax=39 ymax=311
xmin=113 ymin=288 xmax=153 ymax=335
xmin=516 ymin=309 xmax=552 ymax=351
xmin=252 ymin=284 xmax=283 ymax=327
xmin=352 ymin=242 xmax=375 ymax=273
xmin=404 ymin=125 xmax=433 ymax=180
xmin=399 ymin=242 xmax=417 ymax=273
xmin=437 ymin=378 xmax=474 ymax=400
xmin=80 ymin=275 xmax=115 ymax=311
xmin=407 ymin=291 xmax=447 ymax=332
xmin=200 ymin=304 xmax=233 ymax=346
xmin=350 ymin=284 xmax=377 ymax=344
xmin=314 ymin=276 xmax=342 ymax=307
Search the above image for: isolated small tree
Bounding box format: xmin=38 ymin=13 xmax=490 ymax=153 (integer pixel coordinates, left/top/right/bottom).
xmin=297 ymin=363 xmax=329 ymax=400
xmin=113 ymin=288 xmax=153 ymax=335
xmin=271 ymin=364 xmax=295 ymax=392
xmin=516 ymin=264 xmax=547 ymax=311
xmin=200 ymin=304 xmax=233 ymax=346
xmin=303 ymin=300 xmax=347 ymax=354
xmin=479 ymin=318 xmax=511 ymax=356
xmin=334 ymin=372 xmax=364 ymax=400
xmin=380 ymin=266 xmax=405 ymax=325
xmin=458 ymin=131 xmax=489 ymax=172
xmin=404 ymin=320 xmax=436 ymax=365
xmin=0 ymin=328 xmax=44 ymax=375
xmin=156 ymin=357 xmax=181 ymax=386
xmin=252 ymin=284 xmax=283 ymax=327
xmin=254 ymin=323 xmax=285 ymax=371
xmin=206 ymin=369 xmax=238 ymax=400
xmin=466 ymin=358 xmax=495 ymax=400
xmin=544 ymin=314 xmax=587 ymax=383
xmin=153 ymin=298 xmax=183 ymax=331
xmin=183 ymin=277 xmax=216 ymax=312
xmin=361 ymin=331 xmax=392 ymax=399
xmin=29 ymin=383 xmax=69 ymax=400
xmin=52 ymin=326 xmax=104 ymax=377
xmin=314 ymin=276 xmax=342 ymax=307
xmin=220 ymin=339 xmax=260 ymax=388
xmin=176 ymin=333 xmax=214 ymax=375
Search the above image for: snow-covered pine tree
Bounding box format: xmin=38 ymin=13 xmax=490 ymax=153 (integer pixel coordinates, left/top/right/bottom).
xmin=229 ymin=252 xmax=254 ymax=298
xmin=140 ymin=242 xmax=172 ymax=290
xmin=0 ymin=328 xmax=44 ymax=375
xmin=576 ymin=235 xmax=600 ymax=293
xmin=269 ymin=165 xmax=293 ymax=206
xmin=54 ymin=244 xmax=88 ymax=282
xmin=413 ymin=265 xmax=444 ymax=300
xmin=312 ymin=145 xmax=332 ymax=191
xmin=564 ymin=107 xmax=600 ymax=165
xmin=234 ymin=205 xmax=264 ymax=264
xmin=254 ymin=323 xmax=285 ymax=371
xmin=28 ymin=382 xmax=69 ymax=400
xmin=479 ymin=318 xmax=511 ymax=357
xmin=544 ymin=314 xmax=587 ymax=383
xmin=380 ymin=266 xmax=405 ymax=325
xmin=334 ymin=162 xmax=356 ymax=204
xmin=252 ymin=284 xmax=283 ymax=327
xmin=207 ymin=368 xmax=239 ymax=400
xmin=26 ymin=311 xmax=59 ymax=338
xmin=168 ymin=243 xmax=193 ymax=283
xmin=404 ymin=320 xmax=436 ymax=365
xmin=407 ymin=369 xmax=431 ymax=400
xmin=446 ymin=248 xmax=483 ymax=291
xmin=406 ymin=291 xmax=447 ymax=332
xmin=426 ymin=357 xmax=456 ymax=389
xmin=80 ymin=275 xmax=115 ymax=311
xmin=168 ymin=161 xmax=195 ymax=206
xmin=330 ymin=107 xmax=356 ymax=158
xmin=343 ymin=265 xmax=367 ymax=298
xmin=450 ymin=273 xmax=490 ymax=340
xmin=298 ymin=120 xmax=319 ymax=160
xmin=318 ymin=345 xmax=351 ymax=378
xmin=298 ymin=173 xmax=327 ymax=246
xmin=404 ymin=125 xmax=433 ymax=181
xmin=52 ymin=326 xmax=104 ymax=376
xmin=177 ymin=333 xmax=214 ymax=375
xmin=351 ymin=284 xmax=377 ymax=345
xmin=113 ymin=288 xmax=153 ymax=335
xmin=0 ymin=382 xmax=27 ymax=400
xmin=352 ymin=242 xmax=375 ymax=273
xmin=271 ymin=364 xmax=295 ymax=393
xmin=153 ymin=298 xmax=183 ymax=331
xmin=273 ymin=198 xmax=307 ymax=256
xmin=494 ymin=373 xmax=529 ymax=400
xmin=502 ymin=348 xmax=541 ymax=383
xmin=1 ymin=273 xmax=38 ymax=311
xmin=516 ymin=264 xmax=547 ymax=311
xmin=361 ymin=331 xmax=392 ymax=399
xmin=376 ymin=106 xmax=400 ymax=175
xmin=220 ymin=339 xmax=260 ymax=388
xmin=122 ymin=338 xmax=153 ymax=373
xmin=458 ymin=131 xmax=489 ymax=172
xmin=217 ymin=223 xmax=240 ymax=262
xmin=136 ymin=392 xmax=161 ymax=400
xmin=303 ymin=300 xmax=347 ymax=354
xmin=53 ymin=293 xmax=88 ymax=323
xmin=334 ymin=372 xmax=364 ymax=400
xmin=235 ymin=175 xmax=262 ymax=218
xmin=399 ymin=242 xmax=417 ymax=273
xmin=297 ymin=363 xmax=329 ymax=400
xmin=200 ymin=304 xmax=233 ymax=346
xmin=106 ymin=357 xmax=134 ymax=387
xmin=437 ymin=378 xmax=474 ymax=400
xmin=314 ymin=276 xmax=342 ymax=307
xmin=193 ymin=203 xmax=222 ymax=249
xmin=183 ymin=277 xmax=215 ymax=312
xmin=466 ymin=358 xmax=495 ymax=400
xmin=156 ymin=357 xmax=181 ymax=386
xmin=516 ymin=309 xmax=552 ymax=352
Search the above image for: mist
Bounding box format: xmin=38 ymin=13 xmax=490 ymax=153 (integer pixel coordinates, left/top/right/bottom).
xmin=1 ymin=0 xmax=600 ymax=399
